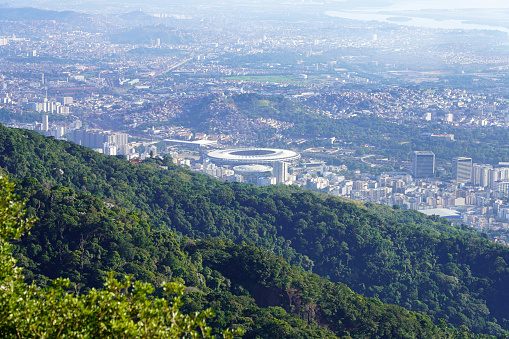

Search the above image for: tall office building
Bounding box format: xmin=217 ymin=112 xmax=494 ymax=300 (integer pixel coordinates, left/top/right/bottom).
xmin=273 ymin=161 xmax=289 ymax=184
xmin=413 ymin=151 xmax=435 ymax=178
xmin=57 ymin=96 xmax=73 ymax=105
xmin=56 ymin=126 xmax=65 ymax=139
xmin=452 ymin=157 xmax=472 ymax=183
xmin=103 ymin=142 xmax=117 ymax=156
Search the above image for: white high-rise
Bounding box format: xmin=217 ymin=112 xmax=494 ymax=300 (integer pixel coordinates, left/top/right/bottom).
xmin=273 ymin=161 xmax=289 ymax=184
xmin=42 ymin=115 xmax=49 ymax=131
xmin=103 ymin=142 xmax=117 ymax=156
xmin=472 ymin=164 xmax=492 ymax=187
xmin=489 ymin=167 xmax=509 ymax=189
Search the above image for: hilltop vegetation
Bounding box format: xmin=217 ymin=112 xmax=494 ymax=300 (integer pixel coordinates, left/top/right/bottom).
xmin=1 ymin=123 xmax=509 ymax=335
xmin=229 ymin=93 xmax=509 ymax=165
xmin=110 ymin=25 xmax=194 ymax=45
xmin=173 ymin=93 xmax=509 ymax=165
xmin=0 ymin=7 xmax=76 ymax=21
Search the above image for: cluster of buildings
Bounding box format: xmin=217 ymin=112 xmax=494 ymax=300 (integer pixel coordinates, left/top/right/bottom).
xmin=314 ymin=152 xmax=509 ymax=234
xmin=7 ymin=114 xmax=83 ymax=140
xmin=24 ymin=93 xmax=73 ymax=115
xmin=69 ymin=128 xmax=129 ymax=155
xmin=1 ymin=6 xmax=509 ymax=145
xmin=303 ymin=88 xmax=509 ymax=128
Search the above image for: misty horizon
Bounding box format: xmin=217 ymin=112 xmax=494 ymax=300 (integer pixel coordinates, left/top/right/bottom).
xmin=5 ymin=0 xmax=509 ymax=14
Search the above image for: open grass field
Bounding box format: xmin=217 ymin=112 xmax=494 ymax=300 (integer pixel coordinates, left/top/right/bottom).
xmin=224 ymin=74 xmax=340 ymax=85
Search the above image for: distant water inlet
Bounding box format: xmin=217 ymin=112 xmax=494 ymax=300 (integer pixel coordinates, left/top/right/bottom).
xmin=325 ymin=11 xmax=509 ymax=35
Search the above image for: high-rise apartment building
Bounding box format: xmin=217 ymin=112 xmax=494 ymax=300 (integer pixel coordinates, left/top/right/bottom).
xmin=272 ymin=161 xmax=289 ymax=184
xmin=452 ymin=157 xmax=472 ymax=183
xmin=488 ymin=167 xmax=509 ymax=189
xmin=472 ymin=164 xmax=492 ymax=187
xmin=42 ymin=115 xmax=49 ymax=131
xmin=103 ymin=143 xmax=117 ymax=156
xmin=413 ymin=151 xmax=435 ymax=178
xmin=57 ymin=96 xmax=73 ymax=105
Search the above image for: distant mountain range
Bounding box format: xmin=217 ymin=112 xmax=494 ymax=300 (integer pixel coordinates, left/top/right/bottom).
xmin=0 ymin=6 xmax=194 ymax=34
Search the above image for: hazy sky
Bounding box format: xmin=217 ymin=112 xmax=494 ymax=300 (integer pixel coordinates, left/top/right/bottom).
xmin=7 ymin=0 xmax=509 ymax=13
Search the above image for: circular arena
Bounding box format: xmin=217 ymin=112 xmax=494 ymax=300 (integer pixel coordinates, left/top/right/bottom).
xmin=207 ymin=148 xmax=301 ymax=166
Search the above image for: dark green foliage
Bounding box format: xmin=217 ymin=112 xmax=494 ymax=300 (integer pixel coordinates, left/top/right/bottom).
xmin=0 ymin=175 xmax=243 ymax=339
xmin=9 ymin=179 xmax=449 ymax=338
xmin=184 ymin=239 xmax=443 ymax=338
xmin=1 ymin=123 xmax=509 ymax=335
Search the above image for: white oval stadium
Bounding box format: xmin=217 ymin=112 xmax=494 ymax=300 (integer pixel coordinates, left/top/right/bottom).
xmin=207 ymin=148 xmax=301 ymax=165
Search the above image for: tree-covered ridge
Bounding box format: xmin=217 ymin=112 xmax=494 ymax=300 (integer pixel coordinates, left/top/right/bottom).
xmin=7 ymin=176 xmax=458 ymax=338
xmin=183 ymin=239 xmax=445 ymax=339
xmin=1 ymin=123 xmax=509 ymax=334
xmin=228 ymin=93 xmax=509 ymax=164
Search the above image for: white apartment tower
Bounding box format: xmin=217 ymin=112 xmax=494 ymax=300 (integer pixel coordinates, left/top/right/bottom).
xmin=273 ymin=161 xmax=289 ymax=184
xmin=472 ymin=164 xmax=492 ymax=187
xmin=42 ymin=115 xmax=49 ymax=131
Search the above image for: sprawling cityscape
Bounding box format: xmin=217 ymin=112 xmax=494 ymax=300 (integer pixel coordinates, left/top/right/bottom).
xmin=6 ymin=1 xmax=509 ymax=337
xmin=3 ymin=2 xmax=509 ymax=244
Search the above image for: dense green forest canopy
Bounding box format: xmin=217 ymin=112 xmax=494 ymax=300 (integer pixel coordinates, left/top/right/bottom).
xmin=6 ymin=176 xmax=451 ymax=338
xmin=1 ymin=123 xmax=509 ymax=336
xmin=0 ymin=167 xmax=495 ymax=339
xmin=0 ymin=174 xmax=243 ymax=338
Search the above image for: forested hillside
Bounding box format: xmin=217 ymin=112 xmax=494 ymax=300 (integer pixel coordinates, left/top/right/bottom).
xmin=1 ymin=123 xmax=509 ymax=336
xmin=228 ymin=93 xmax=509 ymax=165
xmin=7 ymin=177 xmax=451 ymax=338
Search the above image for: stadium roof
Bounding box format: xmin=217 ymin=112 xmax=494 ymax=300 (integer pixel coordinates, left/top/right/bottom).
xmin=207 ymin=148 xmax=300 ymax=165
